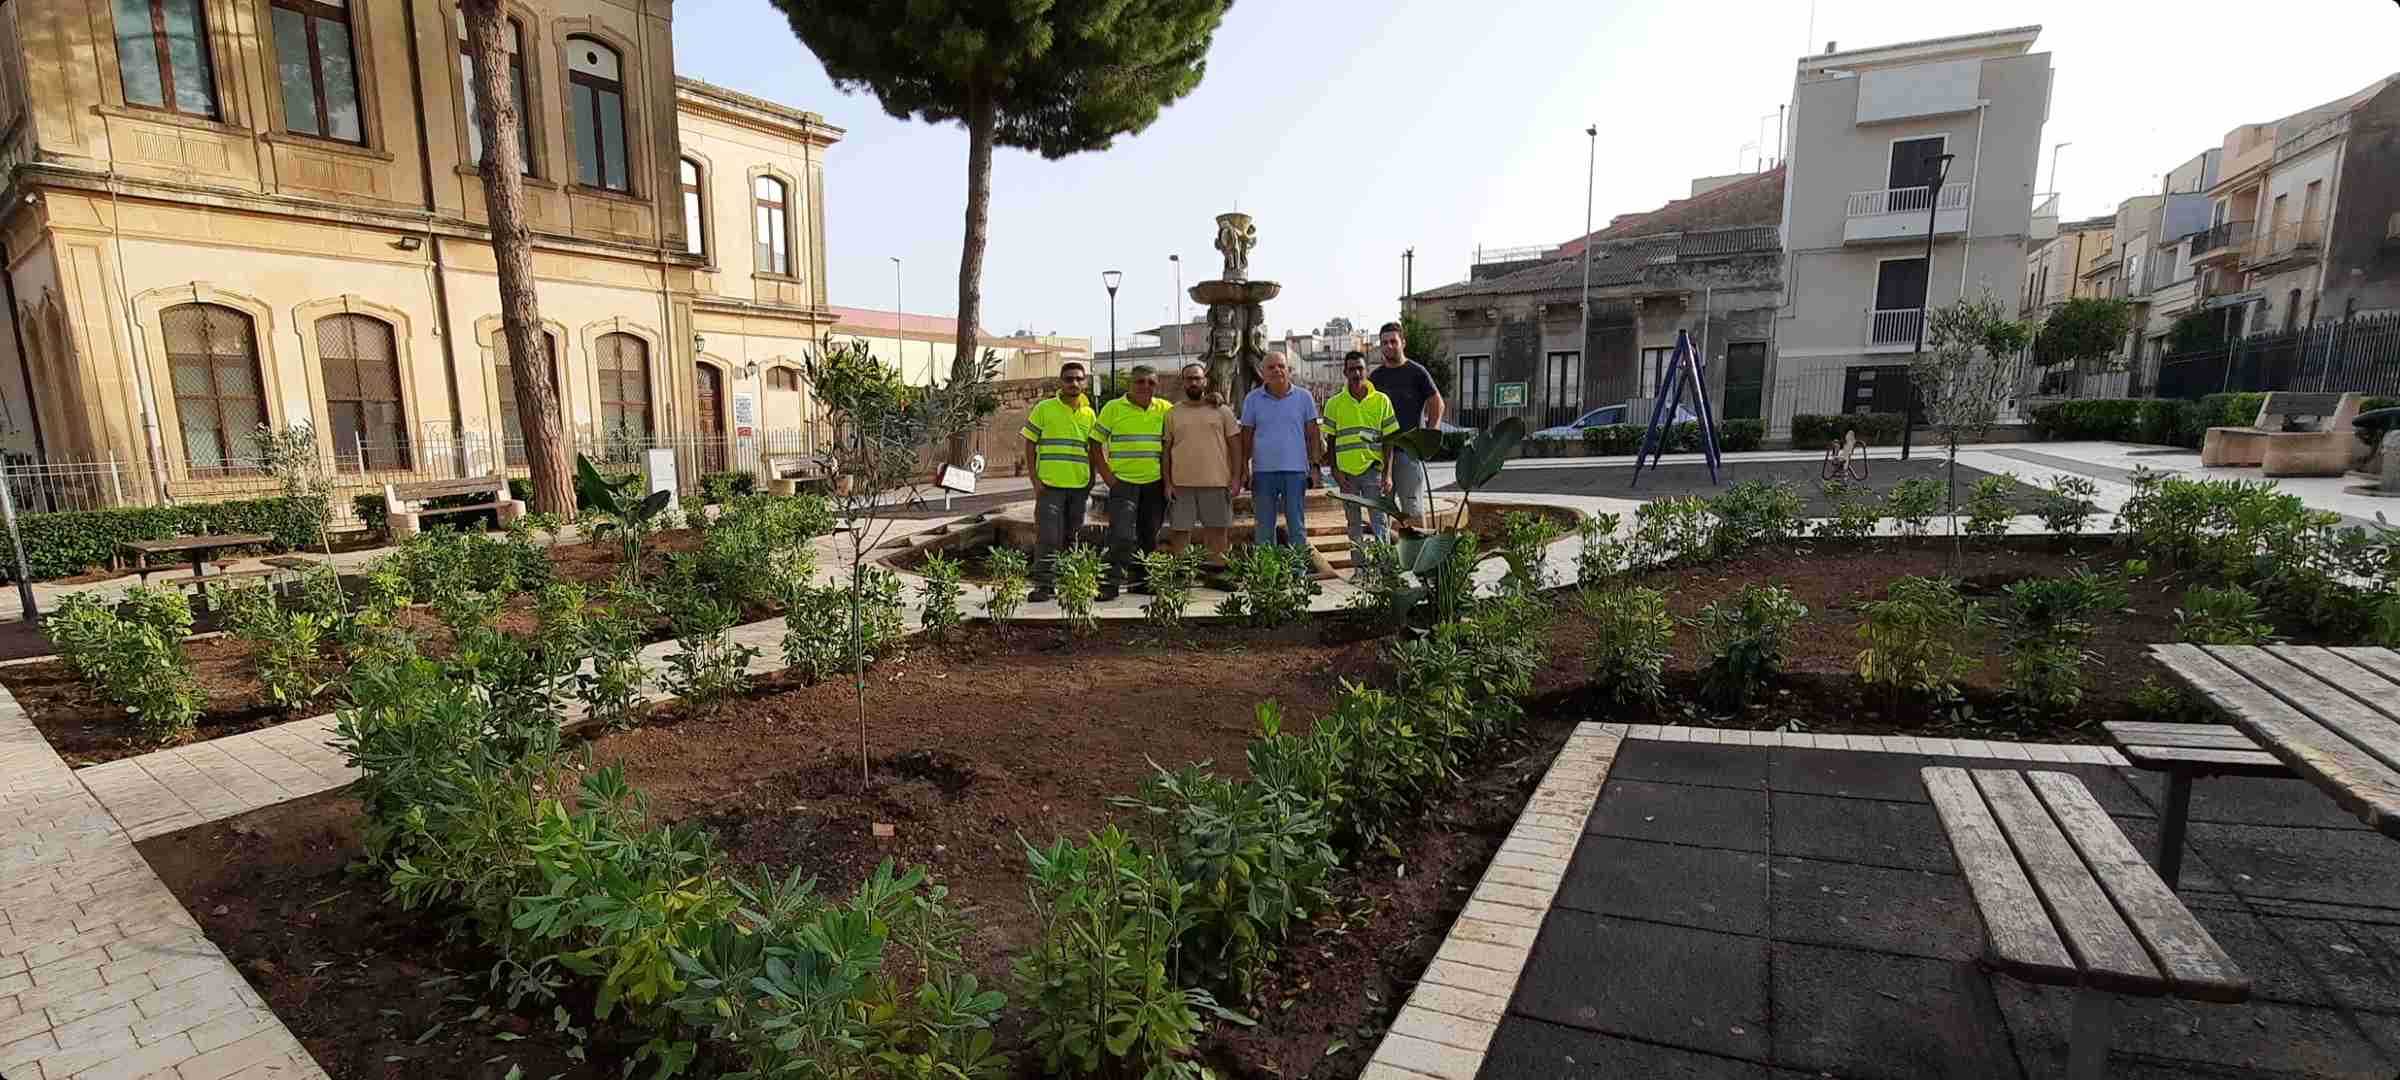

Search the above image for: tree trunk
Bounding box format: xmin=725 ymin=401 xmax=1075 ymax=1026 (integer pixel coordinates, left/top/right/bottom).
xmin=463 ymin=0 xmax=573 ymax=519
xmin=943 ymin=79 xmax=997 ymax=467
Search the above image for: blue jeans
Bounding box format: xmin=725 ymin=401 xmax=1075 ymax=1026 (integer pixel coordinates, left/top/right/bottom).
xmin=1251 ymin=471 xmax=1308 ymax=551
xmin=1336 ymin=465 xmax=1388 ymax=546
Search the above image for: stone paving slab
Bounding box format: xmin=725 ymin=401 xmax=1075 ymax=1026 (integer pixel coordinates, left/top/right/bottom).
xmin=0 ymin=684 xmax=329 ymax=1080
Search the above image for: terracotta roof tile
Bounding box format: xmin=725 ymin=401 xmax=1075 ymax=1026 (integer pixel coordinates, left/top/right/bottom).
xmin=1550 ymin=167 xmax=1785 ymax=258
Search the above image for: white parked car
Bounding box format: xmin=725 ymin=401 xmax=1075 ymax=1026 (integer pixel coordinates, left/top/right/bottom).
xmin=1532 ymin=404 xmax=1698 ymax=441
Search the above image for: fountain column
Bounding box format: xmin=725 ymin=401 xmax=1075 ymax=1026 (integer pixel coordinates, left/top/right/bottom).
xmin=1188 ymin=212 xmax=1280 ymax=408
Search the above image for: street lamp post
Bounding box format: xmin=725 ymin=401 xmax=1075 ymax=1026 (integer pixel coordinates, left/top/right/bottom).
xmin=889 ymin=255 xmax=903 ymax=380
xmin=1170 ymin=254 xmax=1183 ymax=364
xmin=1102 ymin=269 xmax=1123 ymax=395
xmin=1580 ymin=124 xmax=1596 ymax=422
xmin=1902 ymin=153 xmax=1957 ymax=462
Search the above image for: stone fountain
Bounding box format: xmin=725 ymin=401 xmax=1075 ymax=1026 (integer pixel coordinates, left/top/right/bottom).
xmin=1189 ymin=212 xmax=1280 ymax=404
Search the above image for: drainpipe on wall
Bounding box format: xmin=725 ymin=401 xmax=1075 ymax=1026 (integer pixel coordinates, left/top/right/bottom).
xmin=1959 ymin=101 xmax=1986 ymax=301
xmin=401 ymin=0 xmax=467 ymax=473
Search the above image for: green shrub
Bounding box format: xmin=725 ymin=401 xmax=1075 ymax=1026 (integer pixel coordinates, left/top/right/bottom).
xmin=2038 ymin=475 xmax=2099 ymax=536
xmin=678 ymin=494 xmax=831 ymax=609
xmin=1137 ymin=547 xmax=1206 ymax=628
xmin=1016 ymin=828 xmax=1233 ymax=1080
xmin=659 ymin=593 xmax=759 ymax=708
xmin=982 ymin=547 xmax=1029 ymax=623
xmin=918 ymin=552 xmax=966 ymax=639
xmin=1816 ymin=480 xmax=1881 ymax=541
xmin=213 ymin=580 xmax=333 ymax=711
xmin=1113 ymin=763 xmax=1338 ymax=997
xmin=4 ymin=494 xmax=324 ymax=582
xmin=1346 ymin=539 xmax=1413 ymax=622
xmin=114 ymin=584 xmax=195 ymax=640
xmin=694 ymin=470 xmax=756 ymax=504
xmin=1792 ymin=413 xmax=1903 ymax=449
xmin=2176 ymin=584 xmax=2278 ymax=645
xmin=1856 ymin=576 xmax=1976 ymax=703
xmin=1886 ymin=477 xmax=1943 ymax=537
xmin=2029 ymin=399 xmax=2143 ymax=441
xmin=574 ymin=588 xmax=649 ymax=729
xmin=51 ymin=586 xmax=205 ymax=744
xmin=1584 ymin=585 xmax=1673 ymax=705
xmin=1051 ymin=544 xmax=1106 ymax=633
xmin=1495 ymin=511 xmax=1567 ymax=593
xmin=2134 ymin=399 xmax=2192 ymax=446
xmin=1627 ymin=496 xmax=1714 ymax=567
xmin=1580 ymin=423 xmax=1643 ymax=455
xmin=1719 ymin=419 xmax=1767 ymax=453
xmin=1988 ymin=570 xmax=2123 ymax=713
xmin=1963 ymin=473 xmax=2021 ymax=540
xmin=1693 ymin=583 xmax=1806 ymax=710
xmin=1572 ymin=512 xmax=1626 ymax=584
xmin=1708 ymin=479 xmax=1806 ymax=556
xmin=1216 ymin=544 xmax=1318 ymax=627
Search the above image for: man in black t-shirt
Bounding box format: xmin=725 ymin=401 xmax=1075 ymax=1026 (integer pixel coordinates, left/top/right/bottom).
xmin=1368 ymin=321 xmax=1445 ymax=527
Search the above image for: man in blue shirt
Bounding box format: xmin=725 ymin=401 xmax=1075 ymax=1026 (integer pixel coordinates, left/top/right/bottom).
xmin=1368 ymin=321 xmax=1445 ymax=529
xmin=1238 ymin=352 xmax=1322 ymax=557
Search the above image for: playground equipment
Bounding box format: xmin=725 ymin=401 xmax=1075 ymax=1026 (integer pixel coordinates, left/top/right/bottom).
xmin=1630 ymin=329 xmax=1723 ymax=489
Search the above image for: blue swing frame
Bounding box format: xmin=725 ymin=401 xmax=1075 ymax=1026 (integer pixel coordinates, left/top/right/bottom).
xmin=1630 ymin=328 xmax=1723 ymax=488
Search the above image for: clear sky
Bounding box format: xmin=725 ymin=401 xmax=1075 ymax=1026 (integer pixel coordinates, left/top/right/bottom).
xmin=671 ymin=0 xmax=2399 ymax=350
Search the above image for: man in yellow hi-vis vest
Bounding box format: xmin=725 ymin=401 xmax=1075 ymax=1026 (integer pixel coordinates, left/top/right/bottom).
xmin=1020 ymin=361 xmax=1099 ymax=602
xmin=1321 ymin=351 xmax=1399 ymax=547
xmin=1095 ymin=364 xmax=1174 ymax=599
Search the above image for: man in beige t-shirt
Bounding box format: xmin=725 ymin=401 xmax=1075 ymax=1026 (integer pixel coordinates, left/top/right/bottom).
xmin=1163 ymin=362 xmax=1245 ymax=566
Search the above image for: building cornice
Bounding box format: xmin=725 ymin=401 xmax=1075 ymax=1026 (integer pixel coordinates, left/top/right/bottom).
xmin=674 ymin=78 xmax=845 ymax=147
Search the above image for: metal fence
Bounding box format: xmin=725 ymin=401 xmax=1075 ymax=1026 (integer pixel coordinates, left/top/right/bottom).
xmin=2154 ymin=314 xmax=2400 ymax=400
xmin=2 ymin=424 xmax=828 ymax=525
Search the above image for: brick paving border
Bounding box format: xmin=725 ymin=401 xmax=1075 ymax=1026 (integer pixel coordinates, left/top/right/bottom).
xmin=0 ymin=682 xmax=327 ymax=1080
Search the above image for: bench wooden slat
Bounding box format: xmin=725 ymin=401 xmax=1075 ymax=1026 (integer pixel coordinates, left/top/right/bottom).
xmin=2282 ymin=647 xmax=2400 ymax=723
xmin=2026 ymin=771 xmax=2249 ymax=1003
xmin=2325 ymin=647 xmax=2400 ymax=693
xmin=1921 ymin=767 xmax=2080 ymax=985
xmin=394 ymin=477 xmax=508 ymax=498
xmin=2099 ymin=722 xmax=2260 ymax=751
xmin=2214 ymin=646 xmax=2400 ymax=779
xmin=2262 ymin=392 xmax=2343 ymax=417
xmin=169 ymin=569 xmax=281 ymax=588
xmin=2113 ymin=744 xmax=2293 ymax=775
xmin=2152 ymin=644 xmax=2400 ymax=839
xmin=1970 ymin=769 xmax=2165 ymax=995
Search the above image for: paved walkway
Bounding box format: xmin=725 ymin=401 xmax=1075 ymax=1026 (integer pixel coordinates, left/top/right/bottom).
xmin=1366 ymin=732 xmax=2400 ymax=1079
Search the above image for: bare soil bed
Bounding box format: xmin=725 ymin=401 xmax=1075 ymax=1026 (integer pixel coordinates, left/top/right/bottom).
xmin=135 ymin=538 xmax=2275 ymax=1078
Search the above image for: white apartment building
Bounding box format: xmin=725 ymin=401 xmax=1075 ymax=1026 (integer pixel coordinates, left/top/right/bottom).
xmin=1773 ymin=26 xmax=2053 ymax=431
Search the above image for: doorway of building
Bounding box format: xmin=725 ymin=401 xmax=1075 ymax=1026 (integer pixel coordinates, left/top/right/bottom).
xmin=1723 ymin=342 xmax=1766 ymax=420
xmin=696 ymin=363 xmax=727 ymax=473
xmin=1842 ymin=364 xmax=1924 ymax=425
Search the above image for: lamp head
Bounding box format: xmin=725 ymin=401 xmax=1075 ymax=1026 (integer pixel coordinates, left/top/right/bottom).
xmin=1935 ymin=153 xmax=1958 ymax=184
xmin=1102 ymin=269 xmax=1122 ymax=293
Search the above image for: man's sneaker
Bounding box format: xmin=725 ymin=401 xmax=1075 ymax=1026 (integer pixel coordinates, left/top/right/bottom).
xmin=1027 ymin=586 xmax=1055 ymax=603
xmin=1097 ymin=584 xmax=1121 ymax=602
xmin=1130 ymin=581 xmax=1155 ymax=596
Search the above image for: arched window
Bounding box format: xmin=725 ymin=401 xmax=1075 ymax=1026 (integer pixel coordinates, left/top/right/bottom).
xmin=765 ymin=366 xmax=799 ymax=392
xmin=754 ymin=175 xmax=789 ymax=275
xmin=457 ymin=11 xmax=531 ymax=174
xmin=316 ymin=314 xmax=405 ymax=471
xmin=567 ymin=37 xmax=628 ymax=192
xmin=495 ymin=331 xmax=559 ymax=469
xmin=114 ymin=0 xmax=219 ymax=118
xmin=271 ymin=0 xmax=361 ymax=142
xmin=162 ymin=303 xmax=267 ymax=473
xmin=679 ymin=157 xmax=705 ymax=257
xmin=594 ymin=332 xmax=651 ymax=445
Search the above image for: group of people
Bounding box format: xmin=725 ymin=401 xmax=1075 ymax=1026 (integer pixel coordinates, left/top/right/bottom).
xmin=1018 ymin=322 xmax=1446 ymax=600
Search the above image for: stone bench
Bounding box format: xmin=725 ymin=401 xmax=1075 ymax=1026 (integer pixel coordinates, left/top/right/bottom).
xmin=383 ymin=474 xmax=524 ymax=539
xmin=2199 ymin=391 xmax=2363 ymax=476
xmin=1923 ymin=766 xmax=2247 ymax=1079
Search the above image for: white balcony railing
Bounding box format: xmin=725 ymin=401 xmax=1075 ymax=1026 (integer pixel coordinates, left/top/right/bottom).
xmin=1846 ymin=184 xmax=1971 ymax=218
xmin=1870 ymin=308 xmax=1923 ymax=346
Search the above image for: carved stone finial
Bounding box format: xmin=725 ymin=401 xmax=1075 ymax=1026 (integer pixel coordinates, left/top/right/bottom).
xmin=1214 ymin=212 xmax=1256 ymax=282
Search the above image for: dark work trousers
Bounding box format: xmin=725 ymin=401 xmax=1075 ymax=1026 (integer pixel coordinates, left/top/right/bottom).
xmin=1104 ymin=479 xmax=1169 ymax=584
xmin=1034 ymin=485 xmax=1091 ymax=585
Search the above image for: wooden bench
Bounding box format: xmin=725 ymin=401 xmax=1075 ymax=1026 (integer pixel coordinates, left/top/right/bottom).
xmin=762 ymin=453 xmax=828 ymax=497
xmin=1923 ymin=766 xmax=2247 ymax=1079
xmin=2100 ymin=721 xmax=2293 ymax=888
xmin=2199 ymin=391 xmax=2364 ymax=476
xmin=382 ymin=474 xmax=524 ymax=539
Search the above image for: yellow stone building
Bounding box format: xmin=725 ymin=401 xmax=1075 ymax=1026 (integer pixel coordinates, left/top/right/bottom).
xmin=0 ymin=0 xmax=842 ymax=514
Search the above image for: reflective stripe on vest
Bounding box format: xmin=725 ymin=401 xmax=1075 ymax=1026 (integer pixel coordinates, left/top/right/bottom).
xmin=1322 ymin=389 xmax=1399 ymax=476
xmin=1025 ymin=396 xmax=1096 ymax=487
xmin=1097 ymin=396 xmax=1174 ymax=484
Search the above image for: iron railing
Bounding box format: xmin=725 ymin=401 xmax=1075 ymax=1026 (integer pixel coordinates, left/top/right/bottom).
xmin=1869 ymin=308 xmax=1924 ymax=346
xmin=2154 ymin=313 xmax=2400 ymax=400
xmin=1845 ymin=184 xmax=1971 ymax=217
xmin=2247 ymin=220 xmax=2327 ymax=267
xmin=2190 ymin=220 xmax=2255 ymax=259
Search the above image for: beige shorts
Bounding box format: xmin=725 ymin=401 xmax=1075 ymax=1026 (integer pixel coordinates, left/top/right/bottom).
xmin=1170 ymin=487 xmax=1233 ymax=529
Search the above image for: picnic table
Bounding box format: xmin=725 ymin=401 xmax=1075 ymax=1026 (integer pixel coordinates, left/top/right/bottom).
xmin=120 ymin=533 xmax=273 ymax=583
xmin=2147 ymin=644 xmax=2400 ymax=841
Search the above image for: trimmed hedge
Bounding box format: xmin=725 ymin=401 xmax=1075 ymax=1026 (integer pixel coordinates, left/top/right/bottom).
xmin=1791 ymin=413 xmax=1904 ymax=448
xmin=2028 ymin=394 xmax=2398 ymax=449
xmin=6 ymin=496 xmax=323 ymax=583
xmin=1574 ymin=419 xmax=1765 ymax=456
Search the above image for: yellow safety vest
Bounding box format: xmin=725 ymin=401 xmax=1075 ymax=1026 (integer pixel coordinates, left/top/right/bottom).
xmin=1022 ymin=395 xmax=1097 ymax=487
xmin=1321 ymin=387 xmax=1399 ymax=476
xmin=1096 ymin=396 xmax=1174 ymax=485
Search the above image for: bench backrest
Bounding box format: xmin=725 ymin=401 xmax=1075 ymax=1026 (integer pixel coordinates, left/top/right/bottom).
xmin=387 ymin=474 xmax=509 ymax=505
xmin=763 ymin=453 xmax=821 ymax=481
xmin=2255 ymin=392 xmax=2361 ymax=432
